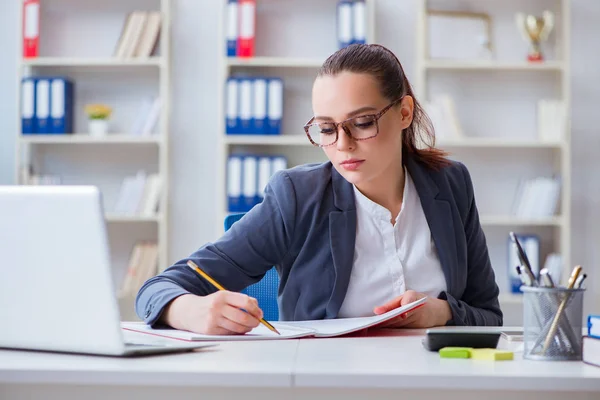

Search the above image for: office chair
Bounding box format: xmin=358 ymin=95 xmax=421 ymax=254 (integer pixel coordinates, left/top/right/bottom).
xmin=224 ymin=213 xmax=280 ymax=321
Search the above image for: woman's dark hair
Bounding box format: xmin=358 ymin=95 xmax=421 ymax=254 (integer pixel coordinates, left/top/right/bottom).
xmin=317 ymin=44 xmax=449 ymax=170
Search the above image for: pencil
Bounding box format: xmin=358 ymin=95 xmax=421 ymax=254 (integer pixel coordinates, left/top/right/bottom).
xmin=186 ymin=260 xmax=280 ymax=335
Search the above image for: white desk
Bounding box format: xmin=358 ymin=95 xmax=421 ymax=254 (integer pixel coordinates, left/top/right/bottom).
xmin=1 ymin=329 xmax=599 ymax=400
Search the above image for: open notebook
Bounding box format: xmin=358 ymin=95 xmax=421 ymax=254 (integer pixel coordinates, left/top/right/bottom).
xmin=122 ymin=297 xmax=427 ymax=341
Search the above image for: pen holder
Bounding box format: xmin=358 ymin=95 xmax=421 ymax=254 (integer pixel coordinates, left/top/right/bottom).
xmin=522 ymin=286 xmax=585 ymax=361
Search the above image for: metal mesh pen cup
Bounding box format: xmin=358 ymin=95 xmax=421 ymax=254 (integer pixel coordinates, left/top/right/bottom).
xmin=522 ymin=286 xmax=585 ymax=361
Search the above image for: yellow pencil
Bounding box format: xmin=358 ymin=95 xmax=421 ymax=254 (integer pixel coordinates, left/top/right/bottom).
xmin=186 ymin=260 xmax=280 ymax=335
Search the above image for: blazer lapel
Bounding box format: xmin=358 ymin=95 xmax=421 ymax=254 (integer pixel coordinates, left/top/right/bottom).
xmin=326 ymin=167 xmax=357 ymax=319
xmin=405 ymin=156 xmax=457 ymax=295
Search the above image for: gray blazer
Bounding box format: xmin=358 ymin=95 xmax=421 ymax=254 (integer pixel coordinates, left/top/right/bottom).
xmin=136 ymin=155 xmax=502 ymax=327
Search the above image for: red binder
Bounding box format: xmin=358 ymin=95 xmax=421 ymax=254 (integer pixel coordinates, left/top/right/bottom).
xmin=22 ymin=0 xmax=40 ymax=58
xmin=237 ymin=0 xmax=255 ymax=57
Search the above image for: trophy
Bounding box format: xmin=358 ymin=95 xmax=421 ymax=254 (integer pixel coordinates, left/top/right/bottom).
xmin=516 ymin=11 xmax=554 ymax=62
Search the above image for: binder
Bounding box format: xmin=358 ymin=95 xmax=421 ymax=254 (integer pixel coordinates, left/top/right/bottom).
xmin=21 ymin=77 xmax=36 ymax=134
xmin=252 ymin=78 xmax=268 ymax=134
xmin=337 ymin=1 xmax=353 ymax=49
xmin=242 ymin=156 xmax=258 ymax=211
xmin=227 ymin=155 xmax=243 ymax=212
xmin=226 ymin=0 xmax=238 ymax=57
xmin=237 ymin=0 xmax=255 ymax=57
xmin=257 ymin=156 xmax=271 ymax=201
xmin=239 ymin=78 xmax=253 ymax=134
xmin=225 ymin=78 xmax=239 ymax=134
xmin=22 ymin=0 xmax=40 ymax=58
xmin=271 ymin=156 xmax=287 ymax=175
xmin=267 ymin=78 xmax=283 ymax=135
xmin=35 ymin=79 xmax=51 ymax=134
xmin=49 ymin=78 xmax=74 ymax=134
xmin=352 ymin=0 xmax=367 ymax=45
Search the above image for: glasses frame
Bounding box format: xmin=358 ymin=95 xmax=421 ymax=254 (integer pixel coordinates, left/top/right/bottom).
xmin=303 ymin=98 xmax=403 ymax=148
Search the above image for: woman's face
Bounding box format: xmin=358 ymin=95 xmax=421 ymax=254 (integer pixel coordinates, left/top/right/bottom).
xmin=310 ymin=72 xmax=413 ymax=187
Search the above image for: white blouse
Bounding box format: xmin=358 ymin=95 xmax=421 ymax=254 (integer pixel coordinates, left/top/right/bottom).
xmin=337 ymin=168 xmax=447 ymax=318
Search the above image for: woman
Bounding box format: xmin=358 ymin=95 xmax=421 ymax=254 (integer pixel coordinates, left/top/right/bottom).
xmin=136 ymin=44 xmax=502 ymax=335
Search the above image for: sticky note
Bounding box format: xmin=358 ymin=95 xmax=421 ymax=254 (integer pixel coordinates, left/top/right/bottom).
xmin=439 ymin=347 xmax=472 ymax=359
xmin=470 ymin=348 xmax=514 ymax=361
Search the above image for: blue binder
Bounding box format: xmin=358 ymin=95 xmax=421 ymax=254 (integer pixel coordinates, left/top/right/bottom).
xmin=267 ymin=78 xmax=283 ymax=135
xmin=35 ymin=78 xmax=51 ymax=134
xmin=21 ymin=77 xmax=37 ymax=134
xmin=227 ymin=155 xmax=244 ymax=212
xmin=226 ymin=0 xmax=238 ymax=57
xmin=49 ymin=77 xmax=74 ymax=134
xmin=238 ymin=78 xmax=253 ymax=134
xmin=225 ymin=78 xmax=240 ymax=134
xmin=337 ymin=1 xmax=353 ymax=49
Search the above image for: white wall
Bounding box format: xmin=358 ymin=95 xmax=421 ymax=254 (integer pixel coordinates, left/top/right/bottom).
xmin=0 ymin=0 xmax=598 ymax=319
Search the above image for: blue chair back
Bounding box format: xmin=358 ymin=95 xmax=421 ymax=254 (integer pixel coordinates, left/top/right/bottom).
xmin=224 ymin=213 xmax=280 ymax=321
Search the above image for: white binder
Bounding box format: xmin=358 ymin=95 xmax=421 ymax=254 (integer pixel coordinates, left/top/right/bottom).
xmin=242 ymin=156 xmax=258 ymax=209
xmin=252 ymin=78 xmax=268 ymax=134
xmin=267 ymin=79 xmax=283 ymax=135
xmin=227 ymin=155 xmax=243 ymax=211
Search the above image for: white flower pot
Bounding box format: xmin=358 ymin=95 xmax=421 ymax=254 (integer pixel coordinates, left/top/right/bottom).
xmin=89 ymin=119 xmax=109 ymax=137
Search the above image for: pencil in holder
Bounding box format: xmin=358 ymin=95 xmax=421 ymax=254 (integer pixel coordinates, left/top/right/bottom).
xmin=522 ymin=286 xmax=585 ymax=361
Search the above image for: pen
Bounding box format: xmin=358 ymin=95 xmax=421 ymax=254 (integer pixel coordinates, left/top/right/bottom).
xmin=542 ymin=265 xmax=582 ymax=353
xmin=510 ymin=232 xmax=537 ymax=286
xmin=539 ymin=268 xmax=555 ymax=288
xmin=575 ymin=273 xmax=587 ymax=289
xmin=186 ymin=260 xmax=280 ymax=335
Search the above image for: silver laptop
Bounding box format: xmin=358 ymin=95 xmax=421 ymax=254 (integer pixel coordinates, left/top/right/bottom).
xmin=0 ymin=185 xmax=214 ymax=356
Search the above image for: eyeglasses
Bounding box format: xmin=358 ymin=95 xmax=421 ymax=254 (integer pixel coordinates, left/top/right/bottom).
xmin=303 ymin=98 xmax=402 ymax=147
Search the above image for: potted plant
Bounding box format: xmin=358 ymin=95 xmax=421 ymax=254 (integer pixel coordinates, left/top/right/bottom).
xmin=84 ymin=103 xmax=112 ymax=137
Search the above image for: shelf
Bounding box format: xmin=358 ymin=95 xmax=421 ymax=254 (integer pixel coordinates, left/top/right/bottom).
xmin=480 ymin=215 xmax=563 ymax=227
xmin=423 ymin=60 xmax=565 ymax=71
xmin=20 ymin=134 xmax=162 ymax=145
xmin=21 ymin=57 xmax=164 ymax=68
xmin=224 ymin=135 xmax=312 ymax=146
xmin=105 ymin=213 xmax=161 ymax=223
xmin=437 ymin=138 xmax=565 ymax=149
xmin=499 ymin=293 xmax=523 ymax=305
xmin=227 ymin=57 xmax=324 ymax=68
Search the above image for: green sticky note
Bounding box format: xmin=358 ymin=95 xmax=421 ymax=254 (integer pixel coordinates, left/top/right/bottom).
xmin=439 ymin=347 xmax=472 ymax=359
xmin=470 ymin=348 xmax=514 ymax=361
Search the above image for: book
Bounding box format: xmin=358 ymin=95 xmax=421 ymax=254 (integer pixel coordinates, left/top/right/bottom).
xmin=589 ymin=315 xmax=600 ymax=339
xmin=583 ymin=336 xmax=600 ymax=368
xmin=121 ymin=297 xmax=427 ymax=341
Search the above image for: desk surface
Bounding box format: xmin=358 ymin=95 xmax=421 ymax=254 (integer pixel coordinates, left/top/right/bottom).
xmin=1 ymin=328 xmax=599 ymax=392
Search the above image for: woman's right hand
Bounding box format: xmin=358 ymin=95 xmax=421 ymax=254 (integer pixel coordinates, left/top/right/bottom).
xmin=161 ymin=292 xmax=264 ymax=335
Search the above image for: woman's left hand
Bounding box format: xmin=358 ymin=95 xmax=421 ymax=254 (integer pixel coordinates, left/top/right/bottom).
xmin=373 ymin=290 xmax=452 ymax=329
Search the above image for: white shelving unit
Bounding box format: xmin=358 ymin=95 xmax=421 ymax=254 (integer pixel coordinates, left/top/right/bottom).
xmin=15 ymin=0 xmax=171 ymax=319
xmin=215 ymin=0 xmax=376 ymax=235
xmin=415 ymin=0 xmax=571 ymax=321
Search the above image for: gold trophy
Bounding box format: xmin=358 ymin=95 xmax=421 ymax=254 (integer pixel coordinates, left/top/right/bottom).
xmin=516 ymin=11 xmax=554 ymax=62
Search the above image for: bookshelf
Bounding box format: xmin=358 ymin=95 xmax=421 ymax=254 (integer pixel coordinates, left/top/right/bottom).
xmin=415 ymin=0 xmax=571 ymax=322
xmin=15 ymin=0 xmax=171 ymax=320
xmin=215 ymin=0 xmax=376 ymax=235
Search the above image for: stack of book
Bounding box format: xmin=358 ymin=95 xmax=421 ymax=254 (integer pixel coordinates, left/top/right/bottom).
xmin=118 ymin=242 xmax=159 ymax=299
xmin=511 ymin=177 xmax=561 ymax=219
xmin=227 ymin=155 xmax=287 ymax=212
xmin=113 ymin=11 xmax=162 ymax=58
xmin=113 ymin=171 xmax=162 ymax=217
